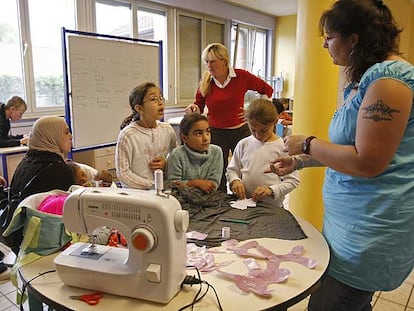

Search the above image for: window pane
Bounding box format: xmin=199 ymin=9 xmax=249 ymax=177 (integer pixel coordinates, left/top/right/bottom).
xmin=206 ymin=21 xmax=224 ymax=46
xmin=96 ymin=1 xmax=131 ymax=37
xmin=178 ymin=15 xmax=201 ymax=101
xmin=29 ymin=0 xmax=76 ymax=107
xmin=0 ymin=0 xmax=24 ymax=103
xmin=137 ymin=7 xmax=168 ymax=97
xmin=252 ymin=31 xmax=266 ymax=77
xmin=235 ymin=27 xmax=248 ymax=70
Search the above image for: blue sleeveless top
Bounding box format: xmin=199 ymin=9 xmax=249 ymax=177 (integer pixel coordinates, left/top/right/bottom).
xmin=323 ymin=60 xmax=414 ymax=291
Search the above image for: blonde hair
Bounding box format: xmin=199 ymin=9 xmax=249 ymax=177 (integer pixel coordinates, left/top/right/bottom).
xmin=5 ymin=96 xmax=27 ymax=110
xmin=199 ymin=43 xmax=230 ymax=97
xmin=245 ymin=99 xmax=278 ymax=125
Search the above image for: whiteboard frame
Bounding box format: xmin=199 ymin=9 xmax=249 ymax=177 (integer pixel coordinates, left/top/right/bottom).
xmin=61 ymin=27 xmax=163 ymax=152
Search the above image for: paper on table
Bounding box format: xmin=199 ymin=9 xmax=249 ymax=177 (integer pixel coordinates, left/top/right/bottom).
xmin=230 ymin=198 xmax=256 ymax=210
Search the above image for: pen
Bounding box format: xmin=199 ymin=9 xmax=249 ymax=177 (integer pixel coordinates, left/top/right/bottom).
xmin=219 ymin=218 xmax=250 ymax=225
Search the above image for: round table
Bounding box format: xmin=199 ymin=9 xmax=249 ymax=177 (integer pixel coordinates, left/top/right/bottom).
xmin=18 ymin=217 xmax=329 ymax=311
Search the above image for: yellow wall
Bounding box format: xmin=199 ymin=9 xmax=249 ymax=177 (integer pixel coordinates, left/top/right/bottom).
xmin=388 ymin=0 xmax=414 ymax=63
xmin=274 ymin=15 xmax=297 ymax=99
xmin=274 ymin=1 xmax=414 ymax=100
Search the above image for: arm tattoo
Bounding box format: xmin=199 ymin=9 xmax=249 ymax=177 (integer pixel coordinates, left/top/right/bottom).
xmin=361 ymin=100 xmax=400 ymax=121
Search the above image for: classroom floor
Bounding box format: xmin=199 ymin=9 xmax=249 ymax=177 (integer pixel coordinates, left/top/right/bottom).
xmin=1 ymin=268 xmax=413 ymax=310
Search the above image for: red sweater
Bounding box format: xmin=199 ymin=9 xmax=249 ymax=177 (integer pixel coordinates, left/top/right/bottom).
xmin=194 ymin=69 xmax=273 ymax=128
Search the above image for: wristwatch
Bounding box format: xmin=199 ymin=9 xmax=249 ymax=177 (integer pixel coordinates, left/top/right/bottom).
xmin=302 ymin=136 xmax=316 ymax=155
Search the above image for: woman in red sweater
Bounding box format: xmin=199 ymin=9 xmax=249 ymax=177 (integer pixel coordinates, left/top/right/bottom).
xmin=186 ymin=43 xmax=273 ymax=191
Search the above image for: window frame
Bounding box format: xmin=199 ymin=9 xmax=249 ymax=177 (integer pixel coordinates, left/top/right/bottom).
xmin=175 ymin=9 xmax=227 ymax=106
xmin=2 ymin=0 xmax=274 ymax=118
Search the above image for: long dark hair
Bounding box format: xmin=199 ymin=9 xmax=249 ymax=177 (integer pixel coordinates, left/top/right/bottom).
xmin=120 ymin=82 xmax=157 ymax=129
xmin=319 ymin=0 xmax=402 ymax=83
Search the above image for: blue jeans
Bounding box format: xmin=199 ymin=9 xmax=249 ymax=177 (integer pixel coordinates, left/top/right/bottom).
xmin=308 ymin=274 xmax=374 ymax=311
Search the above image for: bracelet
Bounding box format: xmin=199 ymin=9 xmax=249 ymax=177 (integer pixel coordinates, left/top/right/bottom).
xmin=302 ymin=136 xmax=317 ymax=155
xmin=293 ymin=155 xmax=305 ymax=170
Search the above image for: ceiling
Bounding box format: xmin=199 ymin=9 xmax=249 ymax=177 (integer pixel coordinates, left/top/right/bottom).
xmin=222 ymin=0 xmax=298 ymax=16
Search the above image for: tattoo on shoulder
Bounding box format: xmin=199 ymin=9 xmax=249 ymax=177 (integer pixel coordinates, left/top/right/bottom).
xmin=361 ymin=100 xmax=400 ymax=121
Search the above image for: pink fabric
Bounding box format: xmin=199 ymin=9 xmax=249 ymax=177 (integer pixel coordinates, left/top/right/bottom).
xmin=38 ymin=194 xmax=69 ymax=215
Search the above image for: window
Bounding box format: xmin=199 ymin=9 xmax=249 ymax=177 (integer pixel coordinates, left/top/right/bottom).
xmin=231 ymin=23 xmax=269 ymax=78
xmin=177 ymin=12 xmax=225 ymax=105
xmin=29 ymin=0 xmax=76 ymax=108
xmin=0 ymin=0 xmax=24 ymax=103
xmin=95 ymin=1 xmax=168 ymax=99
xmin=137 ymin=6 xmax=168 ymax=98
xmin=1 ymin=0 xmax=272 ymax=115
xmin=96 ymin=1 xmax=131 ymax=37
xmin=0 ymin=0 xmax=76 ymax=113
xmin=178 ymin=15 xmax=202 ymax=103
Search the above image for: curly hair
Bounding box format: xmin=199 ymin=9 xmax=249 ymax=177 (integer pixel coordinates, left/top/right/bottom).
xmin=319 ymin=0 xmax=402 ymax=83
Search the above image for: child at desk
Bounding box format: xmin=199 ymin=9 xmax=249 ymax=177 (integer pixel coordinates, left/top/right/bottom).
xmin=0 ymin=96 xmax=28 ymax=147
xmin=167 ymin=113 xmax=223 ymax=193
xmin=226 ymin=98 xmax=299 ymax=208
xmin=116 ymin=82 xmax=177 ymax=189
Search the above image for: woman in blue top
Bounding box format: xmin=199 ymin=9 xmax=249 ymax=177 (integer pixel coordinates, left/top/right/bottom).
xmin=270 ymin=0 xmax=414 ymax=310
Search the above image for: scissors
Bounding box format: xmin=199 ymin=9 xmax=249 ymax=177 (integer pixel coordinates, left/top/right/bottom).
xmin=69 ymin=292 xmax=103 ymax=305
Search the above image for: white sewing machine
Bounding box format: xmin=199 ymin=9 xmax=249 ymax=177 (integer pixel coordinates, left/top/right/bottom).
xmin=54 ymin=187 xmax=189 ymax=304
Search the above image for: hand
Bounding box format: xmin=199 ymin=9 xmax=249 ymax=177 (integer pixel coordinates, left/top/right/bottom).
xmin=187 ymin=179 xmax=216 ymax=193
xmin=20 ymin=137 xmax=28 ymax=145
xmin=236 ymin=107 xmax=246 ymax=123
xmin=252 ymin=186 xmax=272 ymax=202
xmin=0 ymin=176 xmax=7 ymax=187
xmin=185 ymin=104 xmax=200 ymax=115
xmin=148 ymin=157 xmax=166 ymax=171
xmin=230 ymin=180 xmax=246 ymax=199
xmin=283 ymin=135 xmax=307 ymax=155
xmin=266 ymin=156 xmax=296 ymax=176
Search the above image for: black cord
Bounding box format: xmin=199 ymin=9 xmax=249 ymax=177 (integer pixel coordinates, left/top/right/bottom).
xmin=179 ymin=266 xmax=223 ymax=311
xmin=19 ymin=269 xmax=56 ymax=311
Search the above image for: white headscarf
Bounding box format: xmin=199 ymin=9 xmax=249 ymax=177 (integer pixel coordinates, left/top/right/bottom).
xmin=29 ymin=116 xmax=67 ymax=157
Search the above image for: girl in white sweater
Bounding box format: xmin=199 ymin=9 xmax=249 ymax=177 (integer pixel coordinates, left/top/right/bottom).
xmin=116 ymin=82 xmax=177 ymax=189
xmin=226 ymin=99 xmax=299 ymax=207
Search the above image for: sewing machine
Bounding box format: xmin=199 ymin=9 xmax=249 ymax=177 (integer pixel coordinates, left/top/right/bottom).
xmin=54 ymin=187 xmax=189 ymax=304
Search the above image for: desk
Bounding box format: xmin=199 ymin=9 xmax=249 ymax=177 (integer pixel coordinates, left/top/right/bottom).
xmin=18 ymin=217 xmax=329 ymax=311
xmin=0 ymin=146 xmax=28 ymax=183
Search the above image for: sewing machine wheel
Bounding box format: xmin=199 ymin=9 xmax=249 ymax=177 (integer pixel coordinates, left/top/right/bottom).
xmin=131 ymin=226 xmax=157 ymax=252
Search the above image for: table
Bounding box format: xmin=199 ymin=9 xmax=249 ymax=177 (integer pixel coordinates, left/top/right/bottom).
xmin=18 ymin=217 xmax=329 ymax=311
xmin=0 ymin=146 xmax=28 ymax=183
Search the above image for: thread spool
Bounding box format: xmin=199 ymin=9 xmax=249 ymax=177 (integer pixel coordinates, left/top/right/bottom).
xmin=221 ymin=227 xmax=230 ymax=239
xmin=154 ymin=169 xmax=164 ymax=192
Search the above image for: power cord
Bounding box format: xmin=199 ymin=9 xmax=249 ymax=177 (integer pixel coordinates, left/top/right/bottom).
xmin=17 ymin=268 xmax=223 ymax=310
xmin=18 ymin=269 xmax=56 ymax=311
xmin=179 ymin=266 xmax=223 ymax=311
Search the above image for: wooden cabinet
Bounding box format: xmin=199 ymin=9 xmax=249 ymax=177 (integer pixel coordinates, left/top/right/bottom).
xmin=5 ymin=153 xmax=26 ymax=182
xmin=0 ymin=146 xmax=28 ymax=183
xmin=72 ymin=146 xmax=116 ymax=171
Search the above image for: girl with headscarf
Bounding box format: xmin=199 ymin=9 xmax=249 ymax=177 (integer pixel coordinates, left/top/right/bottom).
xmin=10 ymin=116 xmax=75 ymax=200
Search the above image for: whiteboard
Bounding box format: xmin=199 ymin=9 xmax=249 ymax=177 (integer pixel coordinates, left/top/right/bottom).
xmin=65 ymin=32 xmax=161 ymax=149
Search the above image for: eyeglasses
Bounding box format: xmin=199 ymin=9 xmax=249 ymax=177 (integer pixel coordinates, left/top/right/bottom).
xmin=144 ymin=96 xmax=165 ymax=104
